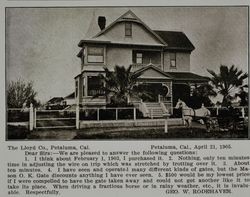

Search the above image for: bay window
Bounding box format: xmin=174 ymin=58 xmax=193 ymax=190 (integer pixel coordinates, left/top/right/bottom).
xmin=87 ymin=76 xmax=105 ymax=96
xmin=87 ymin=46 xmax=104 ymax=63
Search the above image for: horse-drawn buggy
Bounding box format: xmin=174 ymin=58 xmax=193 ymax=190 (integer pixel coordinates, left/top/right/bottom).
xmin=207 ymin=107 xmax=248 ymax=132
xmin=174 ymin=99 xmax=248 ymax=132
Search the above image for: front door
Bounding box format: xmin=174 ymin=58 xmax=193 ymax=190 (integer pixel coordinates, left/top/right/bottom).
xmin=139 ymin=83 xmax=164 ymax=102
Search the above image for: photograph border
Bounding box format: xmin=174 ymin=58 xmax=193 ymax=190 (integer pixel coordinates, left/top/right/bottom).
xmin=5 ymin=5 xmax=250 ymax=141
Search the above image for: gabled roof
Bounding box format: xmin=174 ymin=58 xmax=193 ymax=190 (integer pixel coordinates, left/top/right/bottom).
xmin=133 ymin=63 xmax=173 ymax=79
xmin=78 ymin=10 xmax=195 ymax=51
xmin=154 ymin=31 xmax=195 ymax=51
xmin=93 ymin=10 xmax=167 ymax=45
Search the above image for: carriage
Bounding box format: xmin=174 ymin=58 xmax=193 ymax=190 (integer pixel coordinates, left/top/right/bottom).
xmin=206 ymin=107 xmax=248 ymax=132
xmin=175 ymin=99 xmax=248 ymax=132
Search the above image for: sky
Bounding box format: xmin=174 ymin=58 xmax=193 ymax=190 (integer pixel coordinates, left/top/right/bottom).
xmin=6 ymin=7 xmax=248 ymax=103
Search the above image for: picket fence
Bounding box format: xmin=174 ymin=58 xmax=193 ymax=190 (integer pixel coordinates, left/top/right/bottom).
xmin=7 ymin=104 xmax=248 ymax=132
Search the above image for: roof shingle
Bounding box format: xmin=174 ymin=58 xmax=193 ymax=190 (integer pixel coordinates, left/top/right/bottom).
xmin=154 ymin=30 xmax=195 ymax=51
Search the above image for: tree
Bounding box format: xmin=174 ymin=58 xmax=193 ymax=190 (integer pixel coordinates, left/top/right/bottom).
xmin=235 ymin=87 xmax=248 ymax=106
xmin=7 ymin=79 xmax=39 ymax=108
xmin=95 ymin=65 xmax=150 ymax=107
xmin=207 ymin=65 xmax=248 ymax=107
xmin=189 ymin=83 xmax=217 ymax=108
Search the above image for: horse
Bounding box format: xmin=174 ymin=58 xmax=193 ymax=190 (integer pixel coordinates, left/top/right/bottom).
xmin=175 ymin=99 xmax=211 ymax=131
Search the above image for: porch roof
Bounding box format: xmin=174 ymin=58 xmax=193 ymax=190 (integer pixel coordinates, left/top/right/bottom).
xmin=64 ymin=92 xmax=75 ymax=99
xmin=133 ymin=63 xmax=173 ymax=80
xmin=74 ymin=65 xmax=107 ymax=79
xmin=166 ymin=72 xmax=209 ymax=82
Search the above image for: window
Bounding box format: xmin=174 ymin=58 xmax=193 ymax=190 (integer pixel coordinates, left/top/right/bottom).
xmin=170 ymin=52 xmax=176 ymax=68
xmin=82 ymin=78 xmax=85 ymax=97
xmin=87 ymin=76 xmax=105 ymax=96
xmin=125 ymin=22 xmax=132 ymax=37
xmin=136 ymin=53 xmax=143 ymax=64
xmin=87 ymin=47 xmax=104 ymax=63
xmin=75 ymin=81 xmax=78 ymax=97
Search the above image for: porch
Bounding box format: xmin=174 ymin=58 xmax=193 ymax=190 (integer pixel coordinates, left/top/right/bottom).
xmin=75 ymin=64 xmax=210 ymax=118
xmin=130 ymin=64 xmax=173 ymax=117
xmin=167 ymin=72 xmax=210 ymax=107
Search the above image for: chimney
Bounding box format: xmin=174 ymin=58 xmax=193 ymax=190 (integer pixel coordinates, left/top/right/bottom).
xmin=98 ymin=16 xmax=106 ymax=30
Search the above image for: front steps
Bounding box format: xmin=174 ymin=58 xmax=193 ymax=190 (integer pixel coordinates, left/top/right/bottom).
xmin=145 ymin=102 xmax=165 ymax=118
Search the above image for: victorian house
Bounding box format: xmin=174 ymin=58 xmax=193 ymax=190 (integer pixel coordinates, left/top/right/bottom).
xmin=75 ymin=10 xmax=208 ymax=117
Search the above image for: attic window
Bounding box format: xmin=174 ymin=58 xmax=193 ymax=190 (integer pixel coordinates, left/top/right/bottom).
xmin=125 ymin=22 xmax=132 ymax=37
xmin=170 ymin=52 xmax=176 ymax=68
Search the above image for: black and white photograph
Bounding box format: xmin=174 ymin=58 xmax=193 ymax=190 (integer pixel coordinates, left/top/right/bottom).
xmin=6 ymin=6 xmax=249 ymax=140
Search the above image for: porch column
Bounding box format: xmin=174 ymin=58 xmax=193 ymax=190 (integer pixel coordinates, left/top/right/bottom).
xmin=161 ymin=50 xmax=164 ymax=71
xmin=76 ymin=105 xmax=80 ymax=129
xmin=170 ymin=81 xmax=173 ymax=114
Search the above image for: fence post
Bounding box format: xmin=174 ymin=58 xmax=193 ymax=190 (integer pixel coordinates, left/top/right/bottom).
xmin=97 ymin=108 xmax=99 ymax=121
xmin=116 ymin=109 xmax=118 ymax=120
xmin=164 ymin=112 xmax=170 ymax=133
xmin=76 ymin=105 xmax=79 ymax=129
xmin=150 ymin=109 xmax=153 ymax=119
xmin=34 ymin=108 xmax=36 ymax=129
xmin=241 ymin=107 xmax=245 ymax=118
xmin=29 ymin=103 xmax=33 ymax=131
xmin=216 ymin=107 xmax=219 ymax=116
xmin=133 ymin=108 xmax=136 ymax=120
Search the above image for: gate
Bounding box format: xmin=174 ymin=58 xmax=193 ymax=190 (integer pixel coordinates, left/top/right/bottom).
xmin=34 ymin=109 xmax=76 ymax=129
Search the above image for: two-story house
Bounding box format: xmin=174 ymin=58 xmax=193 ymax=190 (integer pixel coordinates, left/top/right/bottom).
xmin=75 ymin=10 xmax=208 ymax=117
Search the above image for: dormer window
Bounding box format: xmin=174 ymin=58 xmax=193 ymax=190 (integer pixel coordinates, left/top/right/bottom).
xmin=125 ymin=22 xmax=132 ymax=37
xmin=87 ymin=46 xmax=104 ymax=63
xmin=170 ymin=52 xmax=176 ymax=68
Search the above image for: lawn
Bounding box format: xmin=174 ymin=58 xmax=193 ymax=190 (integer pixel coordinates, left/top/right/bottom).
xmin=73 ymin=125 xmax=248 ymax=140
xmin=7 ymin=123 xmax=248 ymax=140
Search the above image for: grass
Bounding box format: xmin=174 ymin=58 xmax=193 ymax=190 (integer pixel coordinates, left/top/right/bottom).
xmin=7 ymin=123 xmax=248 ymax=140
xmin=74 ymin=125 xmax=248 ymax=140
xmin=7 ymin=125 xmax=29 ymax=140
